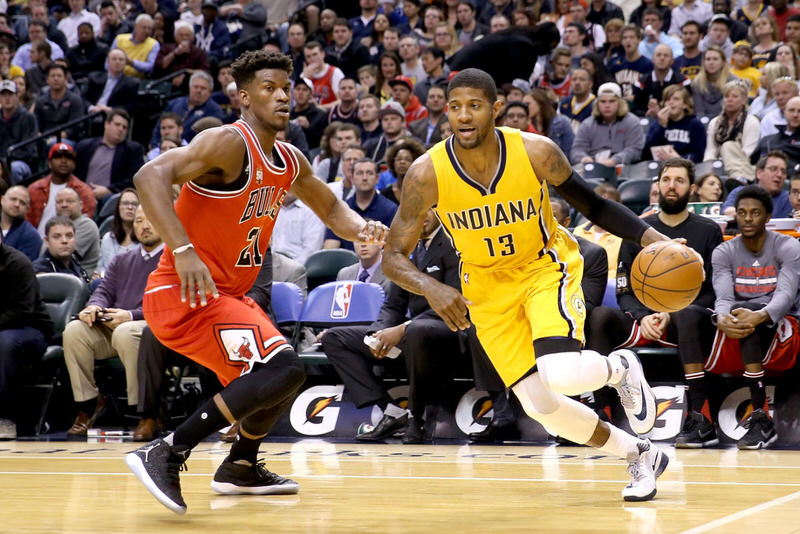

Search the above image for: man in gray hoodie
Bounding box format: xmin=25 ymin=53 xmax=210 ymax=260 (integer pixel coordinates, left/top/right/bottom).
xmin=570 ymin=82 xmax=645 ymax=166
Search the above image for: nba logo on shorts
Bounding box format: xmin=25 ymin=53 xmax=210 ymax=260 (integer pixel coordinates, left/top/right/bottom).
xmin=330 ymin=283 xmax=353 ymax=319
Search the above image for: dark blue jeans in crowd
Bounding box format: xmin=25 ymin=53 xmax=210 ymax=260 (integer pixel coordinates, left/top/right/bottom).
xmin=0 ymin=327 xmax=48 ymax=421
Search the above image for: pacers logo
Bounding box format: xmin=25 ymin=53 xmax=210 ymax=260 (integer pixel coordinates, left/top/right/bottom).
xmin=331 ymin=283 xmax=353 ymax=319
xmin=455 ymin=388 xmax=493 ymax=435
xmin=718 ymin=386 xmax=775 ymax=441
xmin=289 ymin=385 xmax=345 ymax=436
xmin=646 ymin=386 xmax=686 ymax=440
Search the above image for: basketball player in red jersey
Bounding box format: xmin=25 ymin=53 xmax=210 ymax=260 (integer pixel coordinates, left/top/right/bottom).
xmin=125 ymin=50 xmax=388 ymax=515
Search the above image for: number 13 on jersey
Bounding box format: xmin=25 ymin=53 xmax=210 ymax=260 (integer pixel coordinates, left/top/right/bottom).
xmin=483 ymin=233 xmax=516 ymax=257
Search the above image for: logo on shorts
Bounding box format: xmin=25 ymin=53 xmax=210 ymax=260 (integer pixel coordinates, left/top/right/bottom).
xmin=331 ymin=283 xmax=353 ymax=319
xmin=218 ymin=327 xmax=261 ymax=362
xmin=571 ymin=294 xmax=586 ymax=318
xmin=463 ymin=272 xmax=469 ymax=285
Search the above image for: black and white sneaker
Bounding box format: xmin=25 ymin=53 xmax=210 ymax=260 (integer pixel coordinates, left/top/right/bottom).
xmin=125 ymin=438 xmax=189 ymax=514
xmin=738 ymin=409 xmax=778 ymax=450
xmin=211 ymin=457 xmax=300 ymax=495
xmin=675 ymin=411 xmax=719 ymax=449
xmin=609 ymin=350 xmax=657 ymax=435
xmin=621 ymin=439 xmax=669 ymax=502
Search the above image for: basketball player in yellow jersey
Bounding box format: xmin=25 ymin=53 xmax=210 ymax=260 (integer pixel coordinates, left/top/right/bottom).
xmin=384 ymin=69 xmax=676 ymax=502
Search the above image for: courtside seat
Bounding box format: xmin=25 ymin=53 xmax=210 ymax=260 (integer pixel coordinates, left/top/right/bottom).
xmin=577 ymin=162 xmax=618 ymax=186
xmin=694 ymin=160 xmax=726 ymax=181
xmin=98 ymin=216 xmax=113 ymax=239
xmin=295 ymin=281 xmax=385 ymax=365
xmin=304 ymin=248 xmax=359 ymax=290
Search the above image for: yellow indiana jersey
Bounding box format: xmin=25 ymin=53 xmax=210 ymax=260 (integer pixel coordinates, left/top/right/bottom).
xmin=430 ymin=127 xmax=558 ymax=269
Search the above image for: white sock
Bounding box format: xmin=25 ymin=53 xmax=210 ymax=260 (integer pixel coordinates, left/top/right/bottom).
xmin=162 ymin=432 xmax=174 ymax=446
xmin=598 ymin=425 xmax=641 ymax=462
xmin=384 ymin=403 xmax=407 ymax=418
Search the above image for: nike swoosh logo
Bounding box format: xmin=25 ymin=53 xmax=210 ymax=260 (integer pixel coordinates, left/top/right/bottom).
xmin=698 ymin=429 xmax=714 ymax=439
xmin=634 ymin=384 xmax=649 ymax=421
xmin=761 ymin=430 xmax=773 ymax=439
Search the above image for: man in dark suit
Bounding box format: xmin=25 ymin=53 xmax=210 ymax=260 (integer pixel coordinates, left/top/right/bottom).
xmin=321 ymin=209 xmax=466 ymax=443
xmin=325 ymin=17 xmax=370 ymax=78
xmin=336 ymin=240 xmax=391 ymax=294
xmin=84 ymin=49 xmax=140 ymax=115
xmin=74 ymin=109 xmax=145 ymax=201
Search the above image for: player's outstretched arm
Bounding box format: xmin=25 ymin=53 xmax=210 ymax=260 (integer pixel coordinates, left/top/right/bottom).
xmin=523 ymin=133 xmax=669 ymax=246
xmin=383 ymin=155 xmax=471 ymax=331
xmin=134 ymin=127 xmax=246 ymax=307
xmin=288 ymin=145 xmax=387 ymax=244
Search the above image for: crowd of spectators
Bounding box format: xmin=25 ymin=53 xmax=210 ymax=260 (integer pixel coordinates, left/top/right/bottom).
xmin=2 ymin=0 xmax=800 ymax=447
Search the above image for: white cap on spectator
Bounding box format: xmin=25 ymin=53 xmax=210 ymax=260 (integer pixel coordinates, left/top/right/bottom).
xmin=597 ymin=82 xmax=622 ymax=98
xmin=511 ymin=78 xmax=531 ymax=94
xmin=0 ymin=79 xmax=16 ymax=94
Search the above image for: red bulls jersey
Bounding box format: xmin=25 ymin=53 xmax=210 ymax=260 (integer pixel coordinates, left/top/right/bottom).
xmin=147 ymin=119 xmax=300 ymax=298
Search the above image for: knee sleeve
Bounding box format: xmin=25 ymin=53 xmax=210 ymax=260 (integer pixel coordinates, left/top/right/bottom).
xmin=512 ymin=373 xmax=599 ymax=444
xmin=221 ymin=349 xmax=306 ymax=418
xmin=537 ymin=351 xmax=609 ymax=396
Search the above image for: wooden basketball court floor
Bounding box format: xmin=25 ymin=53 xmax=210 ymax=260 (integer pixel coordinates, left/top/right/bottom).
xmin=2 ymin=440 xmax=799 ymax=534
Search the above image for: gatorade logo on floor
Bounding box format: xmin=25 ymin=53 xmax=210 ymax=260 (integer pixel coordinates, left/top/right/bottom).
xmin=646 ymin=386 xmax=686 ymax=441
xmin=289 ymin=385 xmax=345 ymax=436
xmin=718 ymin=386 xmax=775 ymax=441
xmin=455 ymin=388 xmax=493 ymax=435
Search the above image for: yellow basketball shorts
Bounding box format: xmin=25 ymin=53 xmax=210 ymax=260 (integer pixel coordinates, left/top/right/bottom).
xmin=461 ymin=230 xmax=586 ymax=386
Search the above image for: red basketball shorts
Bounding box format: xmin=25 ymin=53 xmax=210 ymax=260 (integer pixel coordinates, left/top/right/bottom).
xmin=705 ymin=316 xmax=800 ymax=375
xmin=143 ymin=286 xmax=292 ymax=386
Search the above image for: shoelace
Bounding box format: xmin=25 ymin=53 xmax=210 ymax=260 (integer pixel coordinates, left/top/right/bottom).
xmin=167 ymin=457 xmax=188 ymax=487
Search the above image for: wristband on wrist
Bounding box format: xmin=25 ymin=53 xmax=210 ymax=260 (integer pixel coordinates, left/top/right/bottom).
xmin=173 ymin=243 xmax=194 ymax=255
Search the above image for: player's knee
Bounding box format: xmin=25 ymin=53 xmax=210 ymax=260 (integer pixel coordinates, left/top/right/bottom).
xmin=536 ymin=352 xmax=582 ymax=394
xmin=276 ymin=349 xmax=307 ymax=389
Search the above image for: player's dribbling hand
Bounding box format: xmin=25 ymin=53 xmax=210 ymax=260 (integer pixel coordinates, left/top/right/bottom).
xmin=357 ymin=220 xmax=389 ymax=245
xmin=175 ymin=249 xmax=219 ymax=308
xmin=423 ymin=281 xmax=472 ymax=332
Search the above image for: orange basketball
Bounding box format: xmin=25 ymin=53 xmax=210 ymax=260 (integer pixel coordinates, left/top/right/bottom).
xmin=630 ymin=241 xmax=704 ymax=313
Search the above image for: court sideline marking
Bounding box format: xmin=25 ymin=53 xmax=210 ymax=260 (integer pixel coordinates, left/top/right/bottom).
xmin=678 ymin=490 xmax=800 ymax=534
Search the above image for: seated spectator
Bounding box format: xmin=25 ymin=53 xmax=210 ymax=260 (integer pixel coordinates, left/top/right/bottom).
xmin=75 ymin=109 xmax=144 ymax=202
xmin=153 ymin=71 xmax=224 ymax=145
xmin=704 ymin=81 xmax=760 ymax=181
xmin=34 ymin=64 xmax=85 ymax=142
xmin=712 ymin=0 xmax=748 ymax=41
xmin=327 ymin=76 xmax=361 ymax=126
xmin=62 ymin=205 xmax=163 ymax=437
xmin=159 ymin=134 xmax=181 ymax=154
xmin=579 ymin=52 xmax=614 ymax=90
xmin=644 ymin=84 xmax=706 ymax=162
xmin=290 ymin=77 xmax=329 ymax=150
xmin=0 ymin=42 xmax=23 ymax=80
xmin=729 ymin=42 xmax=760 ymax=98
xmin=571 ymin=82 xmax=644 ymax=166
xmin=750 ymin=62 xmax=789 ymax=121
xmin=325 ymin=17 xmax=370 ymax=79
xmin=209 ymin=60 xmax=233 ymax=114
xmin=389 ymin=75 xmax=428 ymax=127
xmin=722 ymin=151 xmax=793 ymax=217
xmin=25 ymin=40 xmax=55 ymax=97
xmin=284 ymin=22 xmax=307 ymax=77
xmin=489 ymin=13 xmax=511 ymax=33
xmin=323 ymin=158 xmax=398 ymax=250
xmin=66 ymin=22 xmax=109 ymax=81
xmin=607 ymin=25 xmax=652 ymax=101
xmin=194 ymin=1 xmax=230 ymax=65
xmin=572 ymin=183 xmax=624 ymax=278
xmin=588 ymin=158 xmax=722 ymax=447
xmin=112 ymin=14 xmax=159 ymax=78
xmin=0 ymin=79 xmax=37 ymax=184
xmin=456 ymin=0 xmax=489 ymax=46
xmin=317 ymin=123 xmax=362 ymax=183
xmin=630 ymin=0 xmax=671 ymax=33
xmin=321 ymin=209 xmax=465 ymax=443
xmin=146 ymin=112 xmax=186 ymax=161
xmin=32 ymin=216 xmax=90 ymax=282
xmin=668 ymin=0 xmax=713 ymax=36
xmin=559 ymin=68 xmax=596 ymax=134
xmin=536 ymin=47 xmax=572 ymax=99
xmin=760 ymin=77 xmax=799 ymax=139
xmin=16 ymin=3 xmax=70 ymax=53
xmin=153 ymin=20 xmax=209 ymax=80
xmin=504 ymin=101 xmax=535 ymax=132
xmin=633 ymin=43 xmax=689 ymax=118
xmin=753 ymin=96 xmax=800 ymax=171
xmin=0 ymin=231 xmax=53 ymax=440
xmin=358 ymin=93 xmax=383 ymax=146
xmin=0 ymin=186 xmax=42 ymax=261
xmin=562 ymin=22 xmax=589 ymax=67
xmin=639 ymin=7 xmax=683 ymax=60
xmin=84 ymin=48 xmax=140 ymax=115
xmin=690 ymin=172 xmax=725 ymax=202
xmin=699 ymin=13 xmax=734 ymax=59
xmin=692 ymin=45 xmax=736 ymax=120
xmin=409 ymin=83 xmax=446 ymax=147
xmin=751 ymin=15 xmax=781 ymax=70
xmin=711 ymin=185 xmax=800 ymax=449
xmin=775 ymin=43 xmax=800 ymax=80
xmin=98 ymin=0 xmax=132 ymax=47
xmin=302 ymin=40 xmax=344 ymax=107
xmin=271 ymin=190 xmax=325 ymax=265
xmin=673 ymin=20 xmax=703 ymax=81
xmin=380 ymin=137 xmax=426 ymax=203
xmin=526 ymin=88 xmax=575 ymax=158
xmin=27 ymin=143 xmax=96 ymax=234
xmin=55 ymin=187 xmax=100 ymax=277
xmin=599 ymin=17 xmax=625 ymax=64
xmin=568 ymin=1 xmax=607 ymax=53
xmin=357 ymin=64 xmax=377 ymax=97
xmin=337 ymin=240 xmax=391 ymax=293
xmin=11 ymin=20 xmax=65 ymax=72
xmin=97 ymin=187 xmax=139 ymax=275
xmin=413 ymin=46 xmax=447 ymax=104
xmin=327 ymin=144 xmax=364 ymax=201
xmin=57 ymin=0 xmax=101 ymax=49
xmin=364 ymin=101 xmax=409 ymax=165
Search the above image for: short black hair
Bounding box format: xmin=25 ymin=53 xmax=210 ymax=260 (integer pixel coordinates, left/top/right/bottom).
xmin=231 ymin=49 xmax=293 ymax=89
xmin=45 ymin=63 xmax=68 ymax=76
xmin=735 ymin=185 xmax=773 ymax=214
xmin=100 ymin=0 xmax=116 ymax=9
xmin=658 ymin=157 xmax=695 ymax=185
xmin=421 ymin=46 xmax=445 ymax=61
xmin=447 ymin=68 xmax=497 ymax=103
xmin=567 ymin=22 xmax=588 ymax=36
xmin=106 ymin=108 xmax=130 ymax=126
xmin=788 ymin=14 xmax=800 ymax=23
xmin=505 ymin=101 xmax=529 ymax=116
xmin=78 ymin=22 xmax=94 ymax=31
xmin=45 ymin=215 xmax=75 ymax=237
xmin=160 ymin=111 xmax=183 ymax=126
xmin=642 ymin=7 xmax=663 ymax=20
xmin=681 ymin=20 xmax=702 ymax=33
xmin=353 ymin=157 xmax=379 ymax=173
